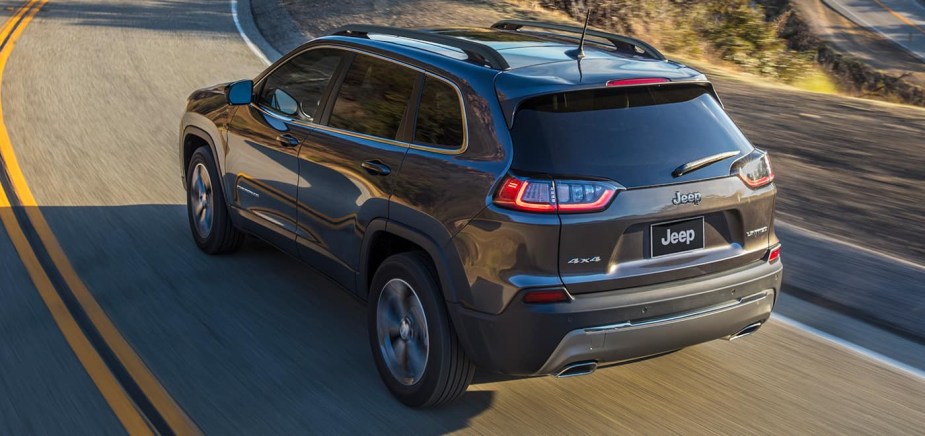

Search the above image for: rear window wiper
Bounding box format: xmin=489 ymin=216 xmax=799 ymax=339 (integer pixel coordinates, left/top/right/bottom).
xmin=672 ymin=151 xmax=740 ymax=178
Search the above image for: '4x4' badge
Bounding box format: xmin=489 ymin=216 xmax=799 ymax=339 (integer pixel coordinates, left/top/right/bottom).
xmin=568 ymin=256 xmax=602 ymax=264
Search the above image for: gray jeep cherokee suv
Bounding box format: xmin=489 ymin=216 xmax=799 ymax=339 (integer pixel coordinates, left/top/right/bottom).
xmin=179 ymin=20 xmax=783 ymax=407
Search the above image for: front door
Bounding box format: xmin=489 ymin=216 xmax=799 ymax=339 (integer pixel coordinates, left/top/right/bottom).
xmin=224 ymin=48 xmax=347 ymax=252
xmin=294 ymin=52 xmax=418 ymax=292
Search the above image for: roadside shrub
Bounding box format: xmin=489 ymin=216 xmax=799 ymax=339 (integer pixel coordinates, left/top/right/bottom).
xmin=538 ymin=0 xmax=813 ymax=82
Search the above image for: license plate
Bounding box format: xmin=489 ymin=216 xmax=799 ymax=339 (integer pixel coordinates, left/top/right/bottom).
xmin=650 ymin=217 xmax=705 ymax=257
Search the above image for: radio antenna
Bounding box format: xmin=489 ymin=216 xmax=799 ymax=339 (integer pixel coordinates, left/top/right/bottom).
xmin=567 ymin=7 xmax=593 ymax=59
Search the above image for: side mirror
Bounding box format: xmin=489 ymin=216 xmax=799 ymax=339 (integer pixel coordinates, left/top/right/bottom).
xmin=226 ymin=80 xmax=253 ymax=105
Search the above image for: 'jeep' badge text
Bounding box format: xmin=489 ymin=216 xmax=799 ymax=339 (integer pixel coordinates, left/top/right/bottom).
xmin=672 ymin=191 xmax=702 ymax=205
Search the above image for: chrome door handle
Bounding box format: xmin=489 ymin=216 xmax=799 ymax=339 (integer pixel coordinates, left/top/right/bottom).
xmin=276 ymin=134 xmax=299 ymax=147
xmin=361 ymin=160 xmax=391 ymax=176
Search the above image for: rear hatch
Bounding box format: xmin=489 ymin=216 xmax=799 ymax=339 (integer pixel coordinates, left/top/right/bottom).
xmin=509 ymin=83 xmax=775 ymax=294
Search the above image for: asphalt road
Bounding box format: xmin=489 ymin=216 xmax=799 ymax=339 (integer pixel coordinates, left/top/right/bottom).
xmin=824 ymin=0 xmax=925 ymax=61
xmin=1 ymin=0 xmax=925 ymax=433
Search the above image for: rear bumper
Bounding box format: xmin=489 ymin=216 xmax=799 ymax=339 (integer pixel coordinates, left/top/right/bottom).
xmin=536 ymin=288 xmax=772 ymax=375
xmin=448 ymin=260 xmax=782 ymax=376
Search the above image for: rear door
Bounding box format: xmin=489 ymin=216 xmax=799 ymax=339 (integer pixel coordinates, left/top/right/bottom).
xmin=225 ymin=47 xmax=346 ymax=251
xmin=509 ymin=84 xmax=775 ymax=293
xmin=293 ymin=52 xmax=417 ymax=289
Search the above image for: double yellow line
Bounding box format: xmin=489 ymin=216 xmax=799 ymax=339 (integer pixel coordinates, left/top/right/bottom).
xmin=0 ymin=1 xmax=198 ymax=434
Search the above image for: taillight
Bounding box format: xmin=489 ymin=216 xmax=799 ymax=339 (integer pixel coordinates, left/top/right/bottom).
xmin=732 ymin=149 xmax=774 ymax=189
xmin=494 ymin=176 xmax=619 ymax=213
xmin=494 ymin=178 xmax=556 ymax=212
xmin=768 ymin=245 xmax=781 ymax=263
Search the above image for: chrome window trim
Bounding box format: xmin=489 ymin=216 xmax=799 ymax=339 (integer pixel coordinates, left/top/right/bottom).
xmin=253 ymin=44 xmax=469 ymax=155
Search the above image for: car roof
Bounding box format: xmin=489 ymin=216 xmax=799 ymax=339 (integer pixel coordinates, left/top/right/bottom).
xmin=305 ymin=24 xmax=709 ymax=126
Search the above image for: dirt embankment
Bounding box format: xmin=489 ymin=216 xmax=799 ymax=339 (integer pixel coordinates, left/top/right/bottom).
xmin=760 ymin=0 xmax=925 ymax=106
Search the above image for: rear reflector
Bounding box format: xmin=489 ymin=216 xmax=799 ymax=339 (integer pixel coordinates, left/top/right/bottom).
xmin=494 ymin=175 xmax=619 ymax=214
xmin=606 ymin=78 xmax=669 ymax=87
xmin=768 ymin=245 xmax=781 ymax=263
xmin=522 ymin=288 xmax=571 ymax=304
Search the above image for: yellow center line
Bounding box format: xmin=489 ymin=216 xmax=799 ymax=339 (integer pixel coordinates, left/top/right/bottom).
xmin=0 ymin=181 xmax=154 ymax=435
xmin=872 ymin=0 xmax=925 ymax=36
xmin=0 ymin=0 xmax=36 ymax=41
xmin=0 ymin=1 xmax=199 ymax=434
xmin=0 ymin=3 xmax=152 ymax=432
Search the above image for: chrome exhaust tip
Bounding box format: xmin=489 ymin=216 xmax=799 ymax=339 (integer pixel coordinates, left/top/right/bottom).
xmin=554 ymin=361 xmax=598 ymax=378
xmin=726 ymin=321 xmax=763 ymax=341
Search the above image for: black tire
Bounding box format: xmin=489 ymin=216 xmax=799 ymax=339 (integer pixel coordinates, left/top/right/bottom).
xmin=186 ymin=146 xmax=244 ymax=254
xmin=368 ymin=252 xmax=475 ymax=407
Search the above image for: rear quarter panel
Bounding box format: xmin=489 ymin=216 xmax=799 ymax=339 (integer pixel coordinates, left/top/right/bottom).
xmin=389 ymin=68 xmax=510 ymax=252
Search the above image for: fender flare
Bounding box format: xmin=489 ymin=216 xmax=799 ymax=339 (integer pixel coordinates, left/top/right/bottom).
xmin=359 ymin=219 xmax=468 ymax=306
xmin=181 ymin=124 xmax=228 ymax=196
xmin=360 ymin=218 xmax=485 ymax=365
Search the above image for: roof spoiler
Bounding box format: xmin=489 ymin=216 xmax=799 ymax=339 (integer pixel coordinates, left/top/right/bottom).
xmin=498 ymin=78 xmax=717 ymax=129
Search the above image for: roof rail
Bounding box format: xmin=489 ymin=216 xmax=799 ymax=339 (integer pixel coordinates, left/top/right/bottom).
xmin=330 ymin=24 xmax=510 ymax=70
xmin=490 ymin=20 xmax=666 ymax=61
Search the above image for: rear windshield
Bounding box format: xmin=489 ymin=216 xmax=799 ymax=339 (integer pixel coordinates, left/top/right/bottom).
xmin=510 ymin=85 xmax=752 ymax=188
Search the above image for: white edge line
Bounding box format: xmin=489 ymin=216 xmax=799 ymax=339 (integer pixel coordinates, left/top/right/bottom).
xmin=822 ymin=0 xmax=925 ymax=63
xmin=231 ymin=0 xmax=272 ymax=66
xmin=773 ymin=313 xmax=925 ymax=382
xmin=776 ymin=219 xmax=925 ymax=272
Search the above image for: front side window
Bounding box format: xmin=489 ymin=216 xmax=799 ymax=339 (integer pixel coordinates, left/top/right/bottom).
xmin=328 ymin=54 xmax=417 ymax=140
xmin=259 ymin=48 xmax=343 ymax=121
xmin=414 ymin=77 xmax=464 ymax=149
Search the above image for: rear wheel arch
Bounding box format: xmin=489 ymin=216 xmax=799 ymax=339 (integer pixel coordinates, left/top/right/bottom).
xmin=360 ymin=220 xmax=465 ymax=306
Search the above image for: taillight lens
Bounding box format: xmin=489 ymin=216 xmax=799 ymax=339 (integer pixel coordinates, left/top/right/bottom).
xmin=494 ymin=176 xmax=619 ymax=213
xmin=732 ymin=149 xmax=774 ymax=189
xmin=494 ymin=177 xmax=556 ymax=212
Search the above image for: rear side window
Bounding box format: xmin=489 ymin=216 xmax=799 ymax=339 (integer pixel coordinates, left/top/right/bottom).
xmin=511 ymin=85 xmax=753 ymax=188
xmin=259 ymin=48 xmax=343 ymax=121
xmin=328 ymin=54 xmax=416 ymax=140
xmin=414 ymin=77 xmax=464 ymax=149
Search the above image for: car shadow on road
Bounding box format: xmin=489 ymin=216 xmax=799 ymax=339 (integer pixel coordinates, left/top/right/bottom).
xmin=37 ymin=203 xmax=494 ymax=433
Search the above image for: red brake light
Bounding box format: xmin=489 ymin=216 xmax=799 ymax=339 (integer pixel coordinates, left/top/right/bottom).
xmin=523 ymin=288 xmax=571 ymax=304
xmin=494 ymin=176 xmax=619 ymax=214
xmin=495 ymin=177 xmax=556 ymax=212
xmin=733 ymin=150 xmax=774 ymax=189
xmin=606 ymin=78 xmax=669 ymax=87
xmin=768 ymin=245 xmax=781 ymax=263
